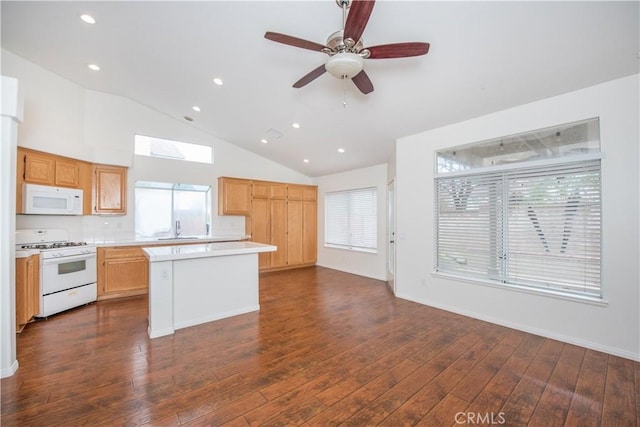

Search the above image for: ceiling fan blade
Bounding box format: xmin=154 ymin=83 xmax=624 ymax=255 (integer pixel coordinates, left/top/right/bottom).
xmin=264 ymin=31 xmax=327 ymax=52
xmin=293 ymin=64 xmax=327 ymax=88
xmin=344 ymin=0 xmax=375 ymax=44
xmin=367 ymin=42 xmax=431 ymax=59
xmin=351 ymin=70 xmax=374 ymax=94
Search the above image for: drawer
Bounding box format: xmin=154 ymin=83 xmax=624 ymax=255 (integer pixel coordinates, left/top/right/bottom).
xmin=103 ymin=247 xmax=145 ymax=259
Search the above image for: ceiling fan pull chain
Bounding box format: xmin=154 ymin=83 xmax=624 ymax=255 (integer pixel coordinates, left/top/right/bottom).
xmin=343 ymin=76 xmax=348 ymax=108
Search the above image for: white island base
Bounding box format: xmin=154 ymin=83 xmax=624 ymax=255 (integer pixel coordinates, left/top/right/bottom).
xmin=143 ymin=242 xmax=276 ymax=338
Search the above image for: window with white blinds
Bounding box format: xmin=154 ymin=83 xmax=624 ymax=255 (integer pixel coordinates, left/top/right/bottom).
xmin=325 ymin=187 xmax=377 ymax=253
xmin=435 ymin=157 xmax=602 ymax=298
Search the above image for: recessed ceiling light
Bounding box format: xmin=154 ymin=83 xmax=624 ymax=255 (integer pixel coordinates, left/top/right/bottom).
xmin=213 ymin=78 xmax=223 ymax=86
xmin=292 ymin=123 xmax=301 ymax=129
xmin=338 ymin=148 xmax=345 ymax=153
xmin=88 ymin=64 xmax=100 ymax=71
xmin=192 ymin=106 xmax=201 ymax=112
xmin=260 ymin=139 xmax=268 ymax=144
xmin=80 ymin=14 xmax=95 ymax=24
xmin=303 ymin=159 xmax=309 ymax=163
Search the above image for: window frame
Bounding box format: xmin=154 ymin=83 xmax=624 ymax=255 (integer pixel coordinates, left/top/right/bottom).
xmin=434 ymin=151 xmax=604 ymax=301
xmin=324 ymin=186 xmax=378 ymax=254
xmin=134 ymin=180 xmax=211 ymax=239
xmin=134 ymin=134 xmax=213 ymax=164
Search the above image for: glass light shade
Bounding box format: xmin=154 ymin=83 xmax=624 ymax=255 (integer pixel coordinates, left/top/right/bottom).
xmin=325 ymin=52 xmax=364 ymax=78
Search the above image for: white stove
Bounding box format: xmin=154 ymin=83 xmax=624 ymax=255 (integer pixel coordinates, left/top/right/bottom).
xmin=16 ymin=229 xmax=97 ymax=317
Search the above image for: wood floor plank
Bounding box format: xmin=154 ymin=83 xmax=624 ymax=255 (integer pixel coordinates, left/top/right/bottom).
xmin=527 ymin=344 xmax=585 ymax=426
xmin=499 ymin=338 xmax=565 ymax=425
xmin=1 ymin=266 xmax=638 ymax=426
xmin=463 ymin=334 xmax=546 ymax=418
xmin=564 ymin=349 xmax=608 ymax=427
xmin=602 ymin=355 xmax=637 ymax=426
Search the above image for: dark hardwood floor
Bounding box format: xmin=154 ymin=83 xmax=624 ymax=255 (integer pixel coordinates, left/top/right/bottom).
xmin=1 ymin=266 xmax=638 ymax=426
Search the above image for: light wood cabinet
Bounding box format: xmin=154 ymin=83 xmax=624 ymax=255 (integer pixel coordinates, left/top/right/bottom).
xmin=270 ymin=198 xmax=289 ymax=268
xmin=16 ymin=255 xmax=40 ymax=332
xmin=287 ymin=198 xmax=304 ymax=266
xmin=220 ymin=176 xmax=317 ymax=272
xmin=16 ymin=147 xmax=123 ymax=215
xmin=218 ymin=177 xmax=252 ymax=215
xmin=23 ymin=151 xmax=55 ymax=185
xmin=270 ymin=183 xmax=287 ymax=200
xmin=97 ymin=247 xmax=148 ymax=299
xmin=21 ymin=148 xmax=82 ymax=188
xmin=93 ymin=165 xmax=127 ymax=214
xmin=54 ymin=159 xmax=80 ymax=187
xmin=302 ymin=194 xmax=318 ymax=264
xmin=251 ymin=196 xmax=272 ymax=270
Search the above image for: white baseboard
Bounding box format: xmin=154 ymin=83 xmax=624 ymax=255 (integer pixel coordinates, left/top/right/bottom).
xmin=0 ymin=359 xmax=19 ymax=378
xmin=174 ymin=305 xmax=260 ymax=331
xmin=395 ymin=292 xmax=640 ymax=362
xmin=315 ymin=263 xmax=387 ymax=282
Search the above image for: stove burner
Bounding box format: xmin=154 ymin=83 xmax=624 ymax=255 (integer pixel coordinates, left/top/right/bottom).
xmin=20 ymin=242 xmax=88 ymax=250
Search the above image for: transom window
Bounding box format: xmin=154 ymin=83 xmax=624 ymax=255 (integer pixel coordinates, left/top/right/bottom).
xmin=134 ymin=134 xmax=213 ymax=164
xmin=435 ymin=118 xmax=602 ymax=299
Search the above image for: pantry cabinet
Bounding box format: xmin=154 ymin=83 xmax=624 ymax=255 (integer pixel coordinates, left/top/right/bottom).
xmin=15 ymin=254 xmax=40 ymax=332
xmin=250 ymin=187 xmax=272 ymax=270
xmin=93 ymin=165 xmax=127 ymax=214
xmin=302 ymin=189 xmax=318 ymax=264
xmin=97 ymin=247 xmax=148 ymax=299
xmin=221 ymin=177 xmax=317 ymax=272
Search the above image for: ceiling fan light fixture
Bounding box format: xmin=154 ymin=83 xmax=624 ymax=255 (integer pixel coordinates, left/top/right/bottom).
xmin=325 ymin=52 xmax=363 ymax=79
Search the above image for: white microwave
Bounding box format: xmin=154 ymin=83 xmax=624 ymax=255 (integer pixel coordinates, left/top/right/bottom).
xmin=22 ymin=183 xmax=83 ymax=215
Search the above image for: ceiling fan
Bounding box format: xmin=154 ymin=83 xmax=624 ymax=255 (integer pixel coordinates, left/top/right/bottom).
xmin=264 ymin=0 xmax=430 ymax=95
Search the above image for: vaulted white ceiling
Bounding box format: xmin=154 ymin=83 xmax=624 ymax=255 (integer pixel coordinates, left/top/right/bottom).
xmin=2 ymin=1 xmax=638 ymax=177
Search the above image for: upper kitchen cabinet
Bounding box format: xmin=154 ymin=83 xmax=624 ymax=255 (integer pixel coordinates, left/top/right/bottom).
xmin=17 ymin=147 xmax=93 ymax=214
xmin=93 ymin=164 xmax=127 ymax=214
xmin=20 ymin=147 xmax=83 ymax=188
xmin=218 ymin=177 xmax=251 ymax=216
xmin=22 ymin=150 xmax=55 ymax=185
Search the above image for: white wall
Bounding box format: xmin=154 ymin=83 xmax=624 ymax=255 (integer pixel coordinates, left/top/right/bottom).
xmin=314 ymin=164 xmax=388 ymax=281
xmin=396 ymin=74 xmax=640 ymax=360
xmin=2 ymin=50 xmax=311 ymax=241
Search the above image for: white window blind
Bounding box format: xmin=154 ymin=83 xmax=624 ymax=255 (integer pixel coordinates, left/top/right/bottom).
xmin=435 ymin=158 xmax=601 ymax=298
xmin=325 ymin=187 xmax=377 ymax=252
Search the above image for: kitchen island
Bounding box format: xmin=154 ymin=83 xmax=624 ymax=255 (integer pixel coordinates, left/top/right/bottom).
xmin=143 ymin=241 xmax=276 ymax=338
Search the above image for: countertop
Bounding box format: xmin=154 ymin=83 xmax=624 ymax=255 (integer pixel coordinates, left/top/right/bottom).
xmin=87 ymin=235 xmax=251 ymax=247
xmin=15 ymin=249 xmax=40 ymax=259
xmin=143 ymin=241 xmax=277 ymax=262
xmin=15 ymin=235 xmax=251 ymax=258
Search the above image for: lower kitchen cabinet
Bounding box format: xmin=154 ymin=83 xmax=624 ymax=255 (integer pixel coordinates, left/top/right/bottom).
xmin=97 ymin=247 xmax=148 ymax=300
xmin=16 ymin=254 xmax=39 ymax=332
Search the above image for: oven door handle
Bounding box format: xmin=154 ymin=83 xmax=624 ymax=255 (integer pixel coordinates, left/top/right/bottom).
xmin=42 ymin=252 xmax=96 ymax=265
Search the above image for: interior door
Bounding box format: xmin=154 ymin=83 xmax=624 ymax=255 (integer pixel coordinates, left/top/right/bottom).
xmin=387 ymin=180 xmax=396 ymax=294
